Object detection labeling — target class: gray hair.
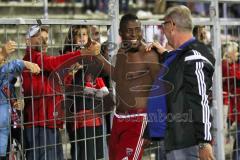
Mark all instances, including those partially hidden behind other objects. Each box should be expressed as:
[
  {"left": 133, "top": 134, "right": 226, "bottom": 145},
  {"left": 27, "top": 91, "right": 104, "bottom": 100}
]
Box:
[{"left": 165, "top": 5, "right": 193, "bottom": 32}]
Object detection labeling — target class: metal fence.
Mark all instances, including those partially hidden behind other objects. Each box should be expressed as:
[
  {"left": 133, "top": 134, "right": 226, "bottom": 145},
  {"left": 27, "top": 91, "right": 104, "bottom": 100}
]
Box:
[
  {"left": 0, "top": 20, "right": 113, "bottom": 160},
  {"left": 0, "top": 19, "right": 165, "bottom": 160}
]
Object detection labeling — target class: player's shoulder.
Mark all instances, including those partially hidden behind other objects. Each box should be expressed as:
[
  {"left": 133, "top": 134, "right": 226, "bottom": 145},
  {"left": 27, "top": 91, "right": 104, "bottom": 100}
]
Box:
[{"left": 141, "top": 46, "right": 159, "bottom": 60}]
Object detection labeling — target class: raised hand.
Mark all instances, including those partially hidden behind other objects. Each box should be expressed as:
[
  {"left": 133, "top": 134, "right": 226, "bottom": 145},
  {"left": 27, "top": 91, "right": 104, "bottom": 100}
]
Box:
[
  {"left": 23, "top": 61, "right": 41, "bottom": 74},
  {"left": 1, "top": 40, "right": 17, "bottom": 55}
]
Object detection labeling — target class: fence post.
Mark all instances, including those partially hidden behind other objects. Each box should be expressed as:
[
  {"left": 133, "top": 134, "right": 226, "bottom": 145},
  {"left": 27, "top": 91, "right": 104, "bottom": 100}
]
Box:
[
  {"left": 108, "top": 0, "right": 119, "bottom": 57},
  {"left": 211, "top": 0, "right": 225, "bottom": 159},
  {"left": 43, "top": 0, "right": 48, "bottom": 19}
]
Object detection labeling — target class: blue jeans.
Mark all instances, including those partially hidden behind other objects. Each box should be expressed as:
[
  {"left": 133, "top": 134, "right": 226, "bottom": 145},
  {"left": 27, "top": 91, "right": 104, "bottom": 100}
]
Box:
[
  {"left": 24, "top": 127, "right": 64, "bottom": 160},
  {"left": 0, "top": 103, "right": 10, "bottom": 156}
]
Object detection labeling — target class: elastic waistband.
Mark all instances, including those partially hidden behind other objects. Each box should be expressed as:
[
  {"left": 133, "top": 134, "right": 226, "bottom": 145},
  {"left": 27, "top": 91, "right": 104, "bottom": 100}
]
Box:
[
  {"left": 116, "top": 108, "right": 146, "bottom": 114},
  {"left": 114, "top": 108, "right": 146, "bottom": 118}
]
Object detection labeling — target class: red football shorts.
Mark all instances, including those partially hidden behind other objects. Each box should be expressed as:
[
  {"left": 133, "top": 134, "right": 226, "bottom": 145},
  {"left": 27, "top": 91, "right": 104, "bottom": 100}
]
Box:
[{"left": 109, "top": 111, "right": 147, "bottom": 160}]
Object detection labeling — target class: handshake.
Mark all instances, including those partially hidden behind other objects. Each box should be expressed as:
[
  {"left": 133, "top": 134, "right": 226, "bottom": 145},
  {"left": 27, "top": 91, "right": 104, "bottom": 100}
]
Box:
[{"left": 80, "top": 40, "right": 101, "bottom": 56}]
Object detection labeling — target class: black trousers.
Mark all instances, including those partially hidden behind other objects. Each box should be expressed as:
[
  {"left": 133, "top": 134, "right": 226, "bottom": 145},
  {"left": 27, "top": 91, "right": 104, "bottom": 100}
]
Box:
[{"left": 67, "top": 125, "right": 104, "bottom": 160}]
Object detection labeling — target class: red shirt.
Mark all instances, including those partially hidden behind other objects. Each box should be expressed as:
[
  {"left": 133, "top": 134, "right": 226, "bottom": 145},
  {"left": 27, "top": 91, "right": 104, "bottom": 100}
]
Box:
[
  {"left": 22, "top": 48, "right": 82, "bottom": 128},
  {"left": 222, "top": 60, "right": 240, "bottom": 122}
]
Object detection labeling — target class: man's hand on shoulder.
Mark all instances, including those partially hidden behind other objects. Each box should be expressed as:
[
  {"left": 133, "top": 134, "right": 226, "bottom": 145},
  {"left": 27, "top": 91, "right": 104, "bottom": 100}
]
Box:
[
  {"left": 199, "top": 143, "right": 215, "bottom": 160},
  {"left": 145, "top": 41, "right": 167, "bottom": 55}
]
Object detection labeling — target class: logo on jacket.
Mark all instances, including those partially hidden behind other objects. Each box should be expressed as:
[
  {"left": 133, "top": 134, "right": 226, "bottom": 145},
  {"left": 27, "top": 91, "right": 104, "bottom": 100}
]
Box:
[{"left": 126, "top": 147, "right": 133, "bottom": 156}]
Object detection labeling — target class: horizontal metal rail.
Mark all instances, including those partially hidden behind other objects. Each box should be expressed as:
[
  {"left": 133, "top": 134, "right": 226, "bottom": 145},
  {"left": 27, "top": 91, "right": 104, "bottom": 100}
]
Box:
[
  {"left": 220, "top": 18, "right": 240, "bottom": 26},
  {"left": 166, "top": 0, "right": 240, "bottom": 2},
  {"left": 165, "top": 0, "right": 212, "bottom": 2},
  {"left": 0, "top": 19, "right": 112, "bottom": 25},
  {"left": 0, "top": 2, "right": 83, "bottom": 7},
  {"left": 218, "top": 0, "right": 240, "bottom": 3}
]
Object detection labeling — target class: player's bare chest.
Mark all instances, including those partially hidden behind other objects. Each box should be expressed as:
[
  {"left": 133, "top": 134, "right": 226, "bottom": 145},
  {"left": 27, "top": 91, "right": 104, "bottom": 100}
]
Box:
[
  {"left": 116, "top": 53, "right": 146, "bottom": 71},
  {"left": 115, "top": 53, "right": 149, "bottom": 80}
]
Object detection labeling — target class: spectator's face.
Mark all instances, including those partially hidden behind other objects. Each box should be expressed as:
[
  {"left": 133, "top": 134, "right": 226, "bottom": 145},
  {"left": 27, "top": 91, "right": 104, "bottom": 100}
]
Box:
[
  {"left": 120, "top": 20, "right": 142, "bottom": 49},
  {"left": 91, "top": 26, "right": 100, "bottom": 42},
  {"left": 226, "top": 51, "right": 239, "bottom": 63},
  {"left": 75, "top": 28, "right": 89, "bottom": 47},
  {"left": 197, "top": 27, "right": 208, "bottom": 44},
  {"left": 28, "top": 30, "right": 48, "bottom": 52}
]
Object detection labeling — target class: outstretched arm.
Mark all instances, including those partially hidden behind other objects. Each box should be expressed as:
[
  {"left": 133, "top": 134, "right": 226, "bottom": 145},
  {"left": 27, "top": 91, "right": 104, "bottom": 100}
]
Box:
[
  {"left": 36, "top": 50, "right": 82, "bottom": 72},
  {"left": 35, "top": 41, "right": 101, "bottom": 72},
  {"left": 95, "top": 54, "right": 116, "bottom": 81},
  {"left": 1, "top": 60, "right": 40, "bottom": 76},
  {"left": 23, "top": 60, "right": 41, "bottom": 74}
]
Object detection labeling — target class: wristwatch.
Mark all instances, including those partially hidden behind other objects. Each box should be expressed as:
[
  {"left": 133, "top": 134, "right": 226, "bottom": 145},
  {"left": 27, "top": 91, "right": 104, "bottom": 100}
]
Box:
[{"left": 198, "top": 143, "right": 209, "bottom": 149}]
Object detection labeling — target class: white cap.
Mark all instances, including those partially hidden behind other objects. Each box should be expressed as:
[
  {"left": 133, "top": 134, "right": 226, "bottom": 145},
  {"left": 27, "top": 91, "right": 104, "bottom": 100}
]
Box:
[{"left": 26, "top": 25, "right": 40, "bottom": 38}]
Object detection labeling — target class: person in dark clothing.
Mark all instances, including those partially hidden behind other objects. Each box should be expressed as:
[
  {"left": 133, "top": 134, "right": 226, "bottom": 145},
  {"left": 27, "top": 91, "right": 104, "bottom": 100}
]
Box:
[
  {"left": 146, "top": 5, "right": 215, "bottom": 160},
  {"left": 63, "top": 25, "right": 107, "bottom": 160}
]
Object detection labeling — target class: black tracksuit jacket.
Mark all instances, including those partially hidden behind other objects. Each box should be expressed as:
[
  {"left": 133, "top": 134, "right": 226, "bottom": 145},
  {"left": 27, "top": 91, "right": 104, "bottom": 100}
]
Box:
[{"left": 162, "top": 40, "right": 215, "bottom": 152}]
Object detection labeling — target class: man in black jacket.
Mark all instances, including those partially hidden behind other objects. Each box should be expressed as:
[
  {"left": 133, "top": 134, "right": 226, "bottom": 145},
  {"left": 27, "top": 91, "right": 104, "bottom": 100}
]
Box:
[{"left": 146, "top": 5, "right": 215, "bottom": 160}]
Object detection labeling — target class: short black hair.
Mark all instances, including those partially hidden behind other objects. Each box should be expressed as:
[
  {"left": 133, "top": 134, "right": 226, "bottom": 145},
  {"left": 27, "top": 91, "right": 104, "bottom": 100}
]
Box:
[{"left": 119, "top": 13, "right": 139, "bottom": 32}]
